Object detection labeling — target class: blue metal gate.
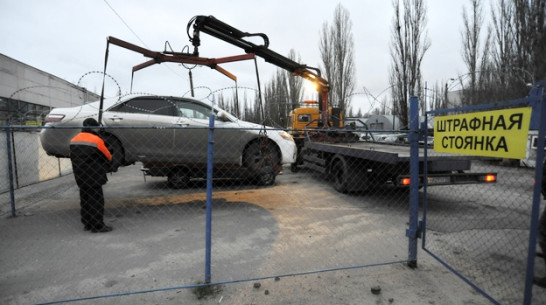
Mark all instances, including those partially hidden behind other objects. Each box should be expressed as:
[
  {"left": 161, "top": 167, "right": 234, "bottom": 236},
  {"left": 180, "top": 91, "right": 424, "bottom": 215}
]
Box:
[{"left": 420, "top": 83, "right": 546, "bottom": 304}]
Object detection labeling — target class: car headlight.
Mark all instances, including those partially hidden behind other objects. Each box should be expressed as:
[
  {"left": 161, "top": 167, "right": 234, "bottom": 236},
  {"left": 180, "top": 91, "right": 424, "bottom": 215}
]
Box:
[{"left": 279, "top": 130, "right": 294, "bottom": 141}]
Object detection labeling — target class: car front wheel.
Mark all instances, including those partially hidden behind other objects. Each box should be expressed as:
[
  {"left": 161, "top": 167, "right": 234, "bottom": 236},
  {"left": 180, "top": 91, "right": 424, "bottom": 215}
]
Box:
[{"left": 243, "top": 139, "right": 280, "bottom": 186}]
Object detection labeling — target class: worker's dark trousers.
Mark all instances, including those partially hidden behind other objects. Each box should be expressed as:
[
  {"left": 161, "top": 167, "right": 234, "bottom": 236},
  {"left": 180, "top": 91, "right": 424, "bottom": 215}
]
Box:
[{"left": 79, "top": 186, "right": 105, "bottom": 228}]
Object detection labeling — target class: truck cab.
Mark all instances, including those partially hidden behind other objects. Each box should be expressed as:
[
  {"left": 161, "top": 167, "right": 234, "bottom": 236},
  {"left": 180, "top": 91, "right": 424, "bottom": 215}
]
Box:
[{"left": 287, "top": 101, "right": 343, "bottom": 136}]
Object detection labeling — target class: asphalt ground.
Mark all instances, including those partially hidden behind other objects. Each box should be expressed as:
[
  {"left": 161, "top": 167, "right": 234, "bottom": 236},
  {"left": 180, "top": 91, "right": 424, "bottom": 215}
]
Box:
[{"left": 0, "top": 164, "right": 501, "bottom": 304}]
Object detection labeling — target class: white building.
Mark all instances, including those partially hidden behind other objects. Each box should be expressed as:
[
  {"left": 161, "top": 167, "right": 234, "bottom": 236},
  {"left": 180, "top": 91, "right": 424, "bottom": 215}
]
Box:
[
  {"left": 0, "top": 53, "right": 99, "bottom": 125},
  {"left": 1, "top": 54, "right": 100, "bottom": 192}
]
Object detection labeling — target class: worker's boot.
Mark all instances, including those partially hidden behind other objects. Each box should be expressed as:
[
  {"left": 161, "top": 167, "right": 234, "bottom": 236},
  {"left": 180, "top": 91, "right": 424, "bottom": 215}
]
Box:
[{"left": 91, "top": 224, "right": 113, "bottom": 233}]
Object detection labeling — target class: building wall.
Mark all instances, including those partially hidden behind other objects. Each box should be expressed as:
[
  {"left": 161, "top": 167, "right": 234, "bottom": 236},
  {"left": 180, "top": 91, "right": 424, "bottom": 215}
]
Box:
[
  {"left": 365, "top": 114, "right": 401, "bottom": 131},
  {"left": 0, "top": 131, "right": 73, "bottom": 193},
  {"left": 1, "top": 54, "right": 99, "bottom": 193},
  {"left": 0, "top": 53, "right": 99, "bottom": 125}
]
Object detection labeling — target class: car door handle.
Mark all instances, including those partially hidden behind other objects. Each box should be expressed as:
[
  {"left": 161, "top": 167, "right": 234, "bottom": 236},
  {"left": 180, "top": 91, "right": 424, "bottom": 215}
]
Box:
[
  {"left": 109, "top": 116, "right": 123, "bottom": 121},
  {"left": 175, "top": 122, "right": 189, "bottom": 127}
]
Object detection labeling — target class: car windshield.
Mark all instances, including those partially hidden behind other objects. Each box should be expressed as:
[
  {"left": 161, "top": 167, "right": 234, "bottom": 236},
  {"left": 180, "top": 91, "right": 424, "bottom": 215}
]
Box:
[{"left": 175, "top": 100, "right": 213, "bottom": 119}]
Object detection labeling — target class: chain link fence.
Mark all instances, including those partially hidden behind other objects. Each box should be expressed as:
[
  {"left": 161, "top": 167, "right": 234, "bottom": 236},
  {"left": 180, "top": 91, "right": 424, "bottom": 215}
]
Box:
[
  {"left": 1, "top": 125, "right": 413, "bottom": 304},
  {"left": 1, "top": 105, "right": 544, "bottom": 304},
  {"left": 422, "top": 92, "right": 546, "bottom": 305}
]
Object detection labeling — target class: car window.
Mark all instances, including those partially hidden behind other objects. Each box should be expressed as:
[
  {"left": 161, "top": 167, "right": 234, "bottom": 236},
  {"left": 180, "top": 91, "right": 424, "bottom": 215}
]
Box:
[
  {"left": 176, "top": 100, "right": 213, "bottom": 119},
  {"left": 298, "top": 114, "right": 311, "bottom": 122},
  {"left": 109, "top": 98, "right": 177, "bottom": 116}
]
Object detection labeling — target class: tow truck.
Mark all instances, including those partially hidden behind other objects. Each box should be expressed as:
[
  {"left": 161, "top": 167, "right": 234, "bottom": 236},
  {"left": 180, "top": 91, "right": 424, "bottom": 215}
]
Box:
[{"left": 107, "top": 15, "right": 498, "bottom": 192}]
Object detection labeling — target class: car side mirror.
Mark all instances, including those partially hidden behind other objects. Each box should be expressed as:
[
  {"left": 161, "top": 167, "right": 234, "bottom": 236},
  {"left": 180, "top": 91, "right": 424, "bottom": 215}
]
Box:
[{"left": 217, "top": 111, "right": 231, "bottom": 122}]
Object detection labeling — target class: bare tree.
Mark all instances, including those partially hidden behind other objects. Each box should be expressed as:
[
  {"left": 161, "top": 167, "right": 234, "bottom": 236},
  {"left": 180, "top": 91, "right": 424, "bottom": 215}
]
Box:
[
  {"left": 462, "top": 0, "right": 482, "bottom": 92},
  {"left": 264, "top": 70, "right": 288, "bottom": 127},
  {"left": 389, "top": 0, "right": 430, "bottom": 129},
  {"left": 489, "top": 0, "right": 545, "bottom": 101},
  {"left": 238, "top": 90, "right": 261, "bottom": 124},
  {"left": 429, "top": 81, "right": 448, "bottom": 110},
  {"left": 319, "top": 4, "right": 356, "bottom": 114},
  {"left": 460, "top": 0, "right": 493, "bottom": 105},
  {"left": 284, "top": 49, "right": 303, "bottom": 114},
  {"left": 491, "top": 0, "right": 517, "bottom": 99},
  {"left": 263, "top": 49, "right": 304, "bottom": 127},
  {"left": 531, "top": 0, "right": 546, "bottom": 79}
]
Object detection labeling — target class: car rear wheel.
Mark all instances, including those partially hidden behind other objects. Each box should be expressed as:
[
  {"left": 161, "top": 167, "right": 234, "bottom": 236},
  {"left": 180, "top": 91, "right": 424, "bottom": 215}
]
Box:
[
  {"left": 103, "top": 135, "right": 124, "bottom": 173},
  {"left": 243, "top": 139, "right": 280, "bottom": 186}
]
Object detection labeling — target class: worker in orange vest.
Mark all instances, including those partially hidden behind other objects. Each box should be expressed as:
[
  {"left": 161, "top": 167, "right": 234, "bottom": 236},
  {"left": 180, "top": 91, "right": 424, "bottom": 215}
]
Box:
[{"left": 70, "top": 118, "right": 113, "bottom": 233}]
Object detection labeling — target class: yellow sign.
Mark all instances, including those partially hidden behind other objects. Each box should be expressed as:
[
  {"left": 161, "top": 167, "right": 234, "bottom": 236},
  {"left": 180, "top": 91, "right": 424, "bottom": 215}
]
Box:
[{"left": 434, "top": 107, "right": 532, "bottom": 158}]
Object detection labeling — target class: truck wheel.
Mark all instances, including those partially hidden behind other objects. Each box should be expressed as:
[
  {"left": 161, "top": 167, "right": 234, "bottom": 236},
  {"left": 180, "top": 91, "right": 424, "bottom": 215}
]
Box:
[
  {"left": 244, "top": 139, "right": 279, "bottom": 186},
  {"left": 331, "top": 159, "right": 349, "bottom": 193},
  {"left": 168, "top": 168, "right": 190, "bottom": 188}
]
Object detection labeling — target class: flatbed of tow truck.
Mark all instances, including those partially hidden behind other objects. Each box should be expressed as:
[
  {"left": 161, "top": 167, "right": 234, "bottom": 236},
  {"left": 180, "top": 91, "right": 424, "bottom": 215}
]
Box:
[
  {"left": 300, "top": 139, "right": 496, "bottom": 193},
  {"left": 305, "top": 140, "right": 475, "bottom": 163}
]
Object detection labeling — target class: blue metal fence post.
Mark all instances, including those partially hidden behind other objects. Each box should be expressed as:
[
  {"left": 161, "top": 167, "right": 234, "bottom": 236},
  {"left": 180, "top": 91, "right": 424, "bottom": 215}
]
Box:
[
  {"left": 5, "top": 120, "right": 16, "bottom": 217},
  {"left": 524, "top": 84, "right": 545, "bottom": 304},
  {"left": 421, "top": 111, "right": 429, "bottom": 250},
  {"left": 205, "top": 98, "right": 215, "bottom": 284},
  {"left": 407, "top": 96, "right": 420, "bottom": 268}
]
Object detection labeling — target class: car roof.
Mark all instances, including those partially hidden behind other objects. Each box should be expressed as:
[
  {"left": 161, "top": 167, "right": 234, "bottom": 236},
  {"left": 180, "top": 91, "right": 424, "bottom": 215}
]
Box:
[
  {"left": 68, "top": 94, "right": 239, "bottom": 123},
  {"left": 98, "top": 94, "right": 209, "bottom": 110}
]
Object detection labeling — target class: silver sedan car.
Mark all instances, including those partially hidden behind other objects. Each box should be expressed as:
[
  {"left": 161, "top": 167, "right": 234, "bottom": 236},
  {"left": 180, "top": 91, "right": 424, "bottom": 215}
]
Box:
[{"left": 40, "top": 94, "right": 297, "bottom": 186}]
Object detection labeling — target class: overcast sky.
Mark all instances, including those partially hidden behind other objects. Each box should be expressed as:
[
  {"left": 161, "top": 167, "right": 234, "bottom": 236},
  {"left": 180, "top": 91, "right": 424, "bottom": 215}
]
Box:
[{"left": 1, "top": 0, "right": 484, "bottom": 113}]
